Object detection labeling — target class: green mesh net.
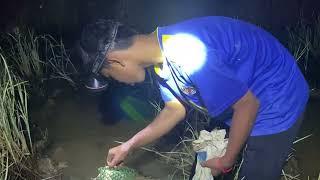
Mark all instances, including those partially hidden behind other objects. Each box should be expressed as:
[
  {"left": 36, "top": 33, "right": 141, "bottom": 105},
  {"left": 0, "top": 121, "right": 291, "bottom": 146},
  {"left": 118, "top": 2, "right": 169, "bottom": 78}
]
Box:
[{"left": 93, "top": 166, "right": 138, "bottom": 180}]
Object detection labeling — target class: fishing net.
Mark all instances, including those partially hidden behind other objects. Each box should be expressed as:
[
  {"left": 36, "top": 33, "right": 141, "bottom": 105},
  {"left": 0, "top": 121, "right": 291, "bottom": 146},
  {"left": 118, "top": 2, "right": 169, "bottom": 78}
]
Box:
[{"left": 92, "top": 166, "right": 137, "bottom": 180}]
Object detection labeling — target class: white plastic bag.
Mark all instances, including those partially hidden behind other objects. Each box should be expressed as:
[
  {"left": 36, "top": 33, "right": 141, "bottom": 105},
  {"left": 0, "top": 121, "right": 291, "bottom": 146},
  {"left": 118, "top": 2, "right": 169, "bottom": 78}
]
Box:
[{"left": 192, "top": 129, "right": 228, "bottom": 180}]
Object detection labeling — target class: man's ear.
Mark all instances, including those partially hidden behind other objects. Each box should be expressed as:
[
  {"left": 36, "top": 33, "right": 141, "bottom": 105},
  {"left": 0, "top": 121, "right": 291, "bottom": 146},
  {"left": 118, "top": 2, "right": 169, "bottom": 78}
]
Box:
[
  {"left": 116, "top": 58, "right": 126, "bottom": 67},
  {"left": 107, "top": 59, "right": 126, "bottom": 68},
  {"left": 106, "top": 50, "right": 126, "bottom": 67}
]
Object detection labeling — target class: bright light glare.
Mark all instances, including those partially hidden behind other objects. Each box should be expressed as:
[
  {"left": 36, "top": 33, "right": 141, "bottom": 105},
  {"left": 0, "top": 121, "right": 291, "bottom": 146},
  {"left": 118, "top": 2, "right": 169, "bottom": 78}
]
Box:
[{"left": 162, "top": 33, "right": 207, "bottom": 74}]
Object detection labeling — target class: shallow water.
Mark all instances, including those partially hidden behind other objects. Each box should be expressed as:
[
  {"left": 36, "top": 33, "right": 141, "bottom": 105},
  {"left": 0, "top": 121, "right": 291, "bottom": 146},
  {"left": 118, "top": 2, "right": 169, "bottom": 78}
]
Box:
[
  {"left": 32, "top": 90, "right": 320, "bottom": 180},
  {"left": 32, "top": 91, "right": 176, "bottom": 180}
]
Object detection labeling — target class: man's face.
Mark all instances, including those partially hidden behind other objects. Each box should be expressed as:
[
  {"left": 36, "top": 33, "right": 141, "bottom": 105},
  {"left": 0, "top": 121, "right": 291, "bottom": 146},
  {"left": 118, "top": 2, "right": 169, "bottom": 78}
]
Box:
[{"left": 100, "top": 60, "right": 146, "bottom": 85}]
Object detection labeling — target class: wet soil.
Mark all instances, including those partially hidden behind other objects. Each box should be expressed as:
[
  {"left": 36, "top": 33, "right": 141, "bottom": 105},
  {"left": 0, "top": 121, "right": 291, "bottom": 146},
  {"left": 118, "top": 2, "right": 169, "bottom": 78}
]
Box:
[
  {"left": 31, "top": 90, "right": 320, "bottom": 180},
  {"left": 31, "top": 90, "right": 176, "bottom": 180}
]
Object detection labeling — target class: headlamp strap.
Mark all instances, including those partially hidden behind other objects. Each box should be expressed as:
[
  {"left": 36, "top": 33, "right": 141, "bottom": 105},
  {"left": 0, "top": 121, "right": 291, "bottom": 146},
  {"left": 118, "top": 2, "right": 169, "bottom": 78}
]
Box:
[{"left": 92, "top": 22, "right": 120, "bottom": 74}]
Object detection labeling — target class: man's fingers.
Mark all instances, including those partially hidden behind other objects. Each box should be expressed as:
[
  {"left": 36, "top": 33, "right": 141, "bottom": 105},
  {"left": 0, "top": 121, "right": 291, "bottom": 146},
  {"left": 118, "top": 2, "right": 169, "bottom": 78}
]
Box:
[
  {"left": 211, "top": 168, "right": 220, "bottom": 176},
  {"left": 200, "top": 158, "right": 221, "bottom": 177},
  {"left": 200, "top": 159, "right": 211, "bottom": 168},
  {"left": 106, "top": 145, "right": 129, "bottom": 167},
  {"left": 200, "top": 162, "right": 206, "bottom": 167},
  {"left": 107, "top": 152, "right": 119, "bottom": 167},
  {"left": 114, "top": 161, "right": 124, "bottom": 168},
  {"left": 109, "top": 156, "right": 118, "bottom": 167},
  {"left": 108, "top": 155, "right": 124, "bottom": 167},
  {"left": 107, "top": 153, "right": 114, "bottom": 164}
]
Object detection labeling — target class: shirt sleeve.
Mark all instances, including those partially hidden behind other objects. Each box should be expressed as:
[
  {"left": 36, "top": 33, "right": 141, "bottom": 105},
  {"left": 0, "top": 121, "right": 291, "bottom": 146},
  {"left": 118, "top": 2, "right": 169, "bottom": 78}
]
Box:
[{"left": 158, "top": 82, "right": 177, "bottom": 103}]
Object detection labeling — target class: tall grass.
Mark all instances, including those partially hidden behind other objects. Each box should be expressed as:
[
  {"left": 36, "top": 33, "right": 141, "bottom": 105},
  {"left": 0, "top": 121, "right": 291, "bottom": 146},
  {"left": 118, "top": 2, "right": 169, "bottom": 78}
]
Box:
[
  {"left": 7, "top": 29, "right": 44, "bottom": 82},
  {"left": 43, "top": 35, "right": 77, "bottom": 87},
  {"left": 0, "top": 50, "right": 33, "bottom": 179},
  {"left": 3, "top": 28, "right": 78, "bottom": 97},
  {"left": 287, "top": 18, "right": 311, "bottom": 68},
  {"left": 0, "top": 26, "right": 77, "bottom": 179},
  {"left": 287, "top": 14, "right": 320, "bottom": 89},
  {"left": 309, "top": 16, "right": 320, "bottom": 60}
]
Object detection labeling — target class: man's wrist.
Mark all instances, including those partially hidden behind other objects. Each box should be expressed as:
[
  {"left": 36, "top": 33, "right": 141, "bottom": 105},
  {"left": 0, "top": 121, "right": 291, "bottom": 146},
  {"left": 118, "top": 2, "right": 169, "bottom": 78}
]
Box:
[
  {"left": 217, "top": 157, "right": 234, "bottom": 174},
  {"left": 124, "top": 140, "right": 135, "bottom": 152},
  {"left": 220, "top": 155, "right": 236, "bottom": 168}
]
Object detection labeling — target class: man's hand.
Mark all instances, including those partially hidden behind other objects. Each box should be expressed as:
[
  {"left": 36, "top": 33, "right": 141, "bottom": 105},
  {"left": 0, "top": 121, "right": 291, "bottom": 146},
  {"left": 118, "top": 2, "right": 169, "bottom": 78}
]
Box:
[
  {"left": 107, "top": 142, "right": 132, "bottom": 167},
  {"left": 220, "top": 90, "right": 259, "bottom": 170},
  {"left": 106, "top": 100, "right": 185, "bottom": 167},
  {"left": 201, "top": 156, "right": 234, "bottom": 176}
]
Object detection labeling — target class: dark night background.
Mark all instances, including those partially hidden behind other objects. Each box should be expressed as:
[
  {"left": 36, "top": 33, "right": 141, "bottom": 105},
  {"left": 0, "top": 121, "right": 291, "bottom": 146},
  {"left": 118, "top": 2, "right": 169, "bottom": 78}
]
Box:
[{"left": 1, "top": 0, "right": 320, "bottom": 42}]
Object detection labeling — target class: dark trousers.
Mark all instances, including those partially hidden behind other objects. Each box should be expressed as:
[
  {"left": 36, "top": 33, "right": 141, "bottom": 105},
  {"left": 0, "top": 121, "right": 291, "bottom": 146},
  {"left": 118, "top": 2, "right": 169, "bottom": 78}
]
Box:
[
  {"left": 238, "top": 113, "right": 304, "bottom": 180},
  {"left": 190, "top": 113, "right": 304, "bottom": 180}
]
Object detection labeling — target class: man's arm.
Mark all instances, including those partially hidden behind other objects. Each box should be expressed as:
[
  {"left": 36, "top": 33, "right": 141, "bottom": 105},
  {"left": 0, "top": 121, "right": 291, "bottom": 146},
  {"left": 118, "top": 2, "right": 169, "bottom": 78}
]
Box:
[
  {"left": 126, "top": 99, "right": 186, "bottom": 150},
  {"left": 107, "top": 100, "right": 186, "bottom": 167},
  {"left": 222, "top": 90, "right": 260, "bottom": 165}
]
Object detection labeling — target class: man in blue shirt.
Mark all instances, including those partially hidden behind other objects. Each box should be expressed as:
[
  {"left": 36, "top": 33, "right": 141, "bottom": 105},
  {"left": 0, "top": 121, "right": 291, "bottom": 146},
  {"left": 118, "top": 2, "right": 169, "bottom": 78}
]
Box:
[{"left": 80, "top": 16, "right": 309, "bottom": 179}]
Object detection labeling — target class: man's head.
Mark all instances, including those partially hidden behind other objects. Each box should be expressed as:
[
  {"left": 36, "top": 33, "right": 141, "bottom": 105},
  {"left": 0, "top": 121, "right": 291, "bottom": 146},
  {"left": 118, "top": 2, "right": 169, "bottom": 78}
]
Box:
[{"left": 79, "top": 19, "right": 146, "bottom": 90}]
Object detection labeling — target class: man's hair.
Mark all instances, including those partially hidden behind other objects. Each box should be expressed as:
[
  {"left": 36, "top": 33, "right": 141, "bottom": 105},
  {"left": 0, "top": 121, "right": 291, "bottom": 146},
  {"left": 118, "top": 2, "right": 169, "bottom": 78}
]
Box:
[
  {"left": 112, "top": 36, "right": 135, "bottom": 51},
  {"left": 79, "top": 19, "right": 138, "bottom": 70}
]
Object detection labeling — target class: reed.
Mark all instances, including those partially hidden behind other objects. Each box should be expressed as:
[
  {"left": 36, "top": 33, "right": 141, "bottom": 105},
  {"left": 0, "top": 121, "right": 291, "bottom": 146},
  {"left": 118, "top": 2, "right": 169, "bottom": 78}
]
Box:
[
  {"left": 287, "top": 17, "right": 311, "bottom": 69},
  {"left": 3, "top": 28, "right": 78, "bottom": 97},
  {"left": 43, "top": 35, "right": 78, "bottom": 87},
  {"left": 7, "top": 29, "right": 44, "bottom": 81},
  {"left": 309, "top": 15, "right": 320, "bottom": 60},
  {"left": 0, "top": 51, "right": 33, "bottom": 179},
  {"left": 287, "top": 14, "right": 320, "bottom": 89}
]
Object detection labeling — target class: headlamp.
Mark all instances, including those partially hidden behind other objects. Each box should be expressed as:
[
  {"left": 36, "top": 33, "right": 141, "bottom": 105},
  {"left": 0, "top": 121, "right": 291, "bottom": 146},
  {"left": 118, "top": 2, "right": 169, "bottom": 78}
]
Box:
[{"left": 80, "top": 21, "right": 120, "bottom": 92}]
